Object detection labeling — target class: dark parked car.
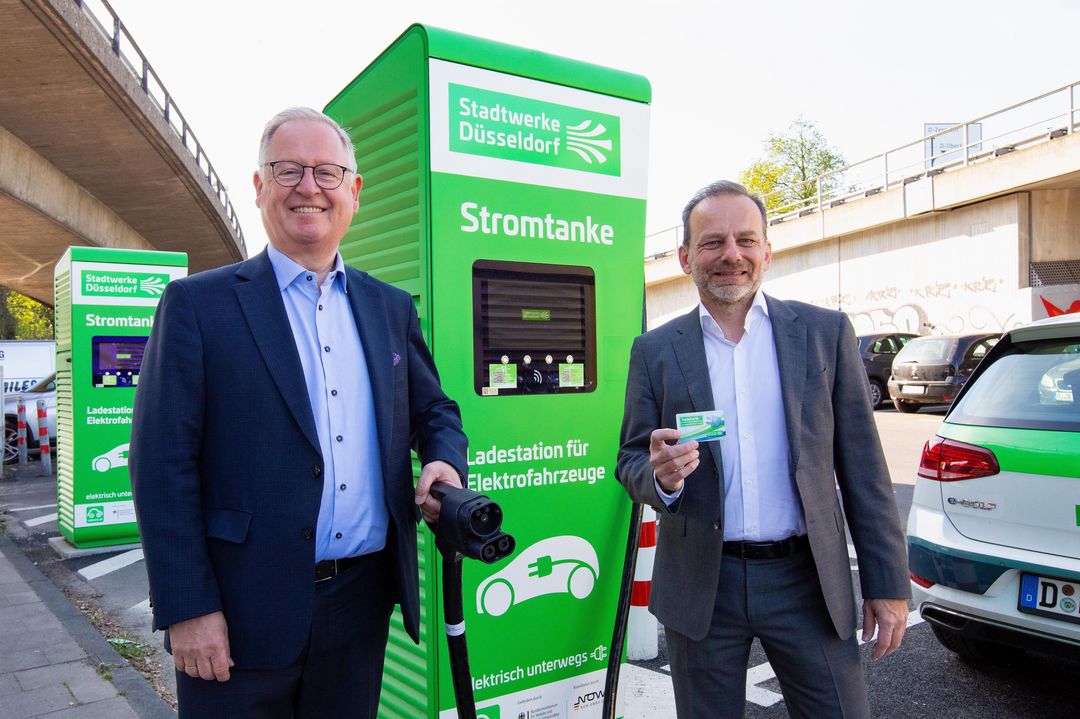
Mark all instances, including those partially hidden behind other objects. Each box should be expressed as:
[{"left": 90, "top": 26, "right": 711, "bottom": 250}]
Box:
[
  {"left": 887, "top": 333, "right": 1000, "bottom": 413},
  {"left": 857, "top": 333, "right": 918, "bottom": 408}
]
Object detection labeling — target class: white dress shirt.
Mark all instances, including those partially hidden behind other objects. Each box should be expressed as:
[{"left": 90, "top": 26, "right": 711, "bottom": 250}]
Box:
[{"left": 659, "top": 291, "right": 806, "bottom": 541}]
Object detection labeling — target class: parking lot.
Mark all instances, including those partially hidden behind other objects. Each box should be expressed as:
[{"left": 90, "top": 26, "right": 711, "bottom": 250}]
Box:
[{"left": 2, "top": 407, "right": 1079, "bottom": 717}]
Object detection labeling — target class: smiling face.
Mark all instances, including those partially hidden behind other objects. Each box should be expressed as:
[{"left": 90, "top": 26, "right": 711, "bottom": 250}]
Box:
[
  {"left": 253, "top": 119, "right": 361, "bottom": 263},
  {"left": 679, "top": 192, "right": 771, "bottom": 311}
]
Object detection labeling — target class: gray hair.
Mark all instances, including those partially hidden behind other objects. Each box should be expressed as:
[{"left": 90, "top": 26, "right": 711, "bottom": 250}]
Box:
[
  {"left": 680, "top": 180, "right": 768, "bottom": 247},
  {"left": 257, "top": 107, "right": 357, "bottom": 172}
]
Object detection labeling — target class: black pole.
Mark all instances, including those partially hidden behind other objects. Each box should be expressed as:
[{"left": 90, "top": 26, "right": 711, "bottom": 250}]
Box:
[{"left": 442, "top": 550, "right": 477, "bottom": 719}]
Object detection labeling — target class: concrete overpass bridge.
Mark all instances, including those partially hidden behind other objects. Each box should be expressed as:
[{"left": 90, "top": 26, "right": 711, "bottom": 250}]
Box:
[
  {"left": 646, "top": 81, "right": 1080, "bottom": 334},
  {"left": 1, "top": 0, "right": 246, "bottom": 305}
]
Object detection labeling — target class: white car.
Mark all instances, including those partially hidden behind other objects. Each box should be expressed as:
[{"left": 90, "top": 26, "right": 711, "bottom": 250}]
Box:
[
  {"left": 907, "top": 314, "right": 1080, "bottom": 663},
  {"left": 3, "top": 373, "right": 56, "bottom": 463},
  {"left": 476, "top": 536, "right": 599, "bottom": 617}
]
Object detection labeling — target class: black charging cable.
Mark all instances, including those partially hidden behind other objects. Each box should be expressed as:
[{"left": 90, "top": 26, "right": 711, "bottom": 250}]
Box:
[
  {"left": 601, "top": 500, "right": 643, "bottom": 719},
  {"left": 431, "top": 485, "right": 516, "bottom": 719}
]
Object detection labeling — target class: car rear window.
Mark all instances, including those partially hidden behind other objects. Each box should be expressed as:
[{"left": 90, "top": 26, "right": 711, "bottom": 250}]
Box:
[
  {"left": 894, "top": 337, "right": 957, "bottom": 364},
  {"left": 949, "top": 339, "right": 1080, "bottom": 431}
]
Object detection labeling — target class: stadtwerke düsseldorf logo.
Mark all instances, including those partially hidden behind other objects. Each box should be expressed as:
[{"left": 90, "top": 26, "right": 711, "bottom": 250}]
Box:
[
  {"left": 450, "top": 84, "right": 621, "bottom": 177},
  {"left": 82, "top": 270, "right": 169, "bottom": 299}
]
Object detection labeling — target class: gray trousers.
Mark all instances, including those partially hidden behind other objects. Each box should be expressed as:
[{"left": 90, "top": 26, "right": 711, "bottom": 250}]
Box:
[{"left": 666, "top": 547, "right": 870, "bottom": 719}]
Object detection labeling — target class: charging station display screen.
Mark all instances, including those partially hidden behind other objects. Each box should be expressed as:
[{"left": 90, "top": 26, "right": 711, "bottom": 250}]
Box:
[
  {"left": 473, "top": 260, "right": 596, "bottom": 396},
  {"left": 91, "top": 336, "right": 147, "bottom": 388}
]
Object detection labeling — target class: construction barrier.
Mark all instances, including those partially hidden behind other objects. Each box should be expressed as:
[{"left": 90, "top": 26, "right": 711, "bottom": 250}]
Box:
[
  {"left": 16, "top": 396, "right": 28, "bottom": 465},
  {"left": 627, "top": 505, "right": 658, "bottom": 660},
  {"left": 36, "top": 399, "right": 51, "bottom": 476}
]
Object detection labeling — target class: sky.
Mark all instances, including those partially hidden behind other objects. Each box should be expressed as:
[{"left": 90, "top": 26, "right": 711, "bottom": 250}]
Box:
[{"left": 105, "top": 0, "right": 1080, "bottom": 257}]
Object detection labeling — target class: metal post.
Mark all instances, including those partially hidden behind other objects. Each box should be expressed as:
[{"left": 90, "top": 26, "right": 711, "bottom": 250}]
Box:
[
  {"left": 1070, "top": 84, "right": 1075, "bottom": 135},
  {"left": 626, "top": 505, "right": 658, "bottom": 660},
  {"left": 816, "top": 176, "right": 823, "bottom": 212},
  {"left": 16, "top": 397, "right": 28, "bottom": 465},
  {"left": 111, "top": 16, "right": 121, "bottom": 55},
  {"left": 36, "top": 399, "right": 52, "bottom": 477},
  {"left": 1, "top": 367, "right": 4, "bottom": 478},
  {"left": 883, "top": 153, "right": 890, "bottom": 191},
  {"left": 963, "top": 124, "right": 970, "bottom": 166}
]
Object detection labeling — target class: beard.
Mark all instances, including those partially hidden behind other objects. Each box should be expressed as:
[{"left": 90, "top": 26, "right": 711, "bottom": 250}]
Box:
[{"left": 691, "top": 262, "right": 761, "bottom": 306}]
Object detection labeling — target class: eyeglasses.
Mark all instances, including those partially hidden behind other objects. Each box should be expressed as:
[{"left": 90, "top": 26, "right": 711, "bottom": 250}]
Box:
[{"left": 264, "top": 161, "right": 353, "bottom": 190}]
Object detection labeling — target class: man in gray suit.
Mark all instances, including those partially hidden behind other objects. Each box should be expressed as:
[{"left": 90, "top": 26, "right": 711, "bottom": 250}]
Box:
[{"left": 617, "top": 180, "right": 909, "bottom": 718}]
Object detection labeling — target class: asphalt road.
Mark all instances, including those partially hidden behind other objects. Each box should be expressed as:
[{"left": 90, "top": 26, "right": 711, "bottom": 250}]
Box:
[{"left": 3, "top": 405, "right": 1079, "bottom": 717}]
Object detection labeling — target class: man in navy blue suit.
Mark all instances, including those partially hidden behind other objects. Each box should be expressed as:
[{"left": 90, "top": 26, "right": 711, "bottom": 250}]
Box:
[{"left": 131, "top": 107, "right": 468, "bottom": 718}]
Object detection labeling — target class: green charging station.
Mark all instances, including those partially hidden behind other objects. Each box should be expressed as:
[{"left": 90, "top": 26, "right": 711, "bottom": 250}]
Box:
[
  {"left": 325, "top": 25, "right": 650, "bottom": 719},
  {"left": 54, "top": 247, "right": 187, "bottom": 548}
]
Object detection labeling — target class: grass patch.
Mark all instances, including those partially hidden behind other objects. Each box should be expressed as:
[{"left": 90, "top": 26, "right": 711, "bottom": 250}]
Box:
[{"left": 108, "top": 637, "right": 150, "bottom": 661}]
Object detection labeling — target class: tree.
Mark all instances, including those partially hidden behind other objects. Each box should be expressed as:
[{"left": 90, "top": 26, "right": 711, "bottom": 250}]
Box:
[
  {"left": 739, "top": 117, "right": 846, "bottom": 215},
  {"left": 0, "top": 287, "right": 54, "bottom": 339}
]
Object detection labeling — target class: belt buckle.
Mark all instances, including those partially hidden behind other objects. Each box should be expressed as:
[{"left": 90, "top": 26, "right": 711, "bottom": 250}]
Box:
[{"left": 315, "top": 559, "right": 338, "bottom": 584}]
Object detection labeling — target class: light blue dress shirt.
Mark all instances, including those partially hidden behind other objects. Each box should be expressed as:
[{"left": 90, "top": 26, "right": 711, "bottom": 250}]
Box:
[
  {"left": 658, "top": 291, "right": 805, "bottom": 541},
  {"left": 267, "top": 244, "right": 387, "bottom": 561}
]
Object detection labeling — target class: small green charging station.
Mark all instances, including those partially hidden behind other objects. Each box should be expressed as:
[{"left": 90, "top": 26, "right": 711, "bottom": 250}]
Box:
[
  {"left": 54, "top": 247, "right": 187, "bottom": 548},
  {"left": 325, "top": 25, "right": 649, "bottom": 719}
]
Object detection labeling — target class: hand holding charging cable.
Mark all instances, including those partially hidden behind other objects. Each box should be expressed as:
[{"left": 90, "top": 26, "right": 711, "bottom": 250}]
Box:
[{"left": 430, "top": 485, "right": 515, "bottom": 719}]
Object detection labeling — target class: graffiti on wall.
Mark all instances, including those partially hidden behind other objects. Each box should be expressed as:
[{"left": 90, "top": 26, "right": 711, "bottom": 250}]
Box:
[
  {"left": 849, "top": 302, "right": 1021, "bottom": 335},
  {"left": 849, "top": 305, "right": 927, "bottom": 335}
]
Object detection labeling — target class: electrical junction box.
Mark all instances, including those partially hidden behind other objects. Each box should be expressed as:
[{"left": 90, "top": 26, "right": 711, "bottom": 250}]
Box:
[
  {"left": 325, "top": 24, "right": 649, "bottom": 719},
  {"left": 54, "top": 247, "right": 187, "bottom": 548}
]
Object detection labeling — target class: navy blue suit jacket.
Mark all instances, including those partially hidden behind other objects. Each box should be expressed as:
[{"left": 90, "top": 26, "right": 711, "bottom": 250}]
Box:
[{"left": 130, "top": 250, "right": 467, "bottom": 669}]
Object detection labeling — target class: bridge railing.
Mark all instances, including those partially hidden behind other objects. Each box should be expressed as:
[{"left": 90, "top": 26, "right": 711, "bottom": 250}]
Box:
[
  {"left": 763, "top": 80, "right": 1079, "bottom": 222},
  {"left": 646, "top": 80, "right": 1078, "bottom": 250},
  {"left": 74, "top": 0, "right": 246, "bottom": 252}
]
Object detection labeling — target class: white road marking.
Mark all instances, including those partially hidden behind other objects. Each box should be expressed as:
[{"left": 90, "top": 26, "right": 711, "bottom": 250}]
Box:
[
  {"left": 8, "top": 503, "right": 58, "bottom": 512},
  {"left": 23, "top": 512, "right": 57, "bottom": 527},
  {"left": 745, "top": 662, "right": 784, "bottom": 706},
  {"left": 78, "top": 548, "right": 144, "bottom": 580},
  {"left": 620, "top": 663, "right": 677, "bottom": 718},
  {"left": 128, "top": 598, "right": 152, "bottom": 616}
]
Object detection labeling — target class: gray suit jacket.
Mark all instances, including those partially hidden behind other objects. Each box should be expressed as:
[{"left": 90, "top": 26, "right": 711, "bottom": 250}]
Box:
[{"left": 617, "top": 295, "right": 909, "bottom": 641}]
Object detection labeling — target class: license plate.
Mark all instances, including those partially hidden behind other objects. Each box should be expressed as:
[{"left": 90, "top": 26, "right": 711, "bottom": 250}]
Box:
[
  {"left": 902, "top": 385, "right": 926, "bottom": 395},
  {"left": 1056, "top": 389, "right": 1074, "bottom": 402},
  {"left": 1018, "top": 573, "right": 1080, "bottom": 625}
]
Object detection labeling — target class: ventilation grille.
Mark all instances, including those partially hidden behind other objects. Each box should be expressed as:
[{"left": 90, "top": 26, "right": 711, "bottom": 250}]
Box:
[{"left": 1031, "top": 260, "right": 1080, "bottom": 287}]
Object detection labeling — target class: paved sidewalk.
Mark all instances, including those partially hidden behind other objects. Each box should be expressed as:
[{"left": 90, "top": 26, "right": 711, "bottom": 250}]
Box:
[{"left": 0, "top": 532, "right": 175, "bottom": 719}]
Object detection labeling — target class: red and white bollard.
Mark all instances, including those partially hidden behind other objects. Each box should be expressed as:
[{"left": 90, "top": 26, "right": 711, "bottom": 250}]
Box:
[
  {"left": 626, "top": 505, "right": 658, "bottom": 660},
  {"left": 36, "top": 399, "right": 51, "bottom": 476},
  {"left": 16, "top": 396, "right": 28, "bottom": 465}
]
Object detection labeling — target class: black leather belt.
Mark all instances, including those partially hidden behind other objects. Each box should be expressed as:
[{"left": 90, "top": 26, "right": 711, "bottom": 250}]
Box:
[
  {"left": 722, "top": 534, "right": 809, "bottom": 560},
  {"left": 314, "top": 554, "right": 369, "bottom": 583}
]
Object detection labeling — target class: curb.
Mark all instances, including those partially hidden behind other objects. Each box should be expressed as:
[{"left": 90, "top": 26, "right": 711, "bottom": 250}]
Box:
[{"left": 0, "top": 531, "right": 176, "bottom": 719}]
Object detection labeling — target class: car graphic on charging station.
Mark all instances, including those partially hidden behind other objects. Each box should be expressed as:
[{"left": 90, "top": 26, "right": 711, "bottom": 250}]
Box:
[
  {"left": 476, "top": 536, "right": 599, "bottom": 617},
  {"left": 91, "top": 443, "right": 129, "bottom": 473}
]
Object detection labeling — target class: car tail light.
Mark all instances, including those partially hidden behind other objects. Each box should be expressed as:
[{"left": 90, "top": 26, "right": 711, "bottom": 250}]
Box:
[
  {"left": 918, "top": 437, "right": 1000, "bottom": 481},
  {"left": 910, "top": 571, "right": 935, "bottom": 589}
]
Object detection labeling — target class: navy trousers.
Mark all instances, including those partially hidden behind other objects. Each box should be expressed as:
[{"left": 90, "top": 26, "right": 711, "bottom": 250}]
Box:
[
  {"left": 666, "top": 546, "right": 870, "bottom": 719},
  {"left": 174, "top": 549, "right": 395, "bottom": 719}
]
